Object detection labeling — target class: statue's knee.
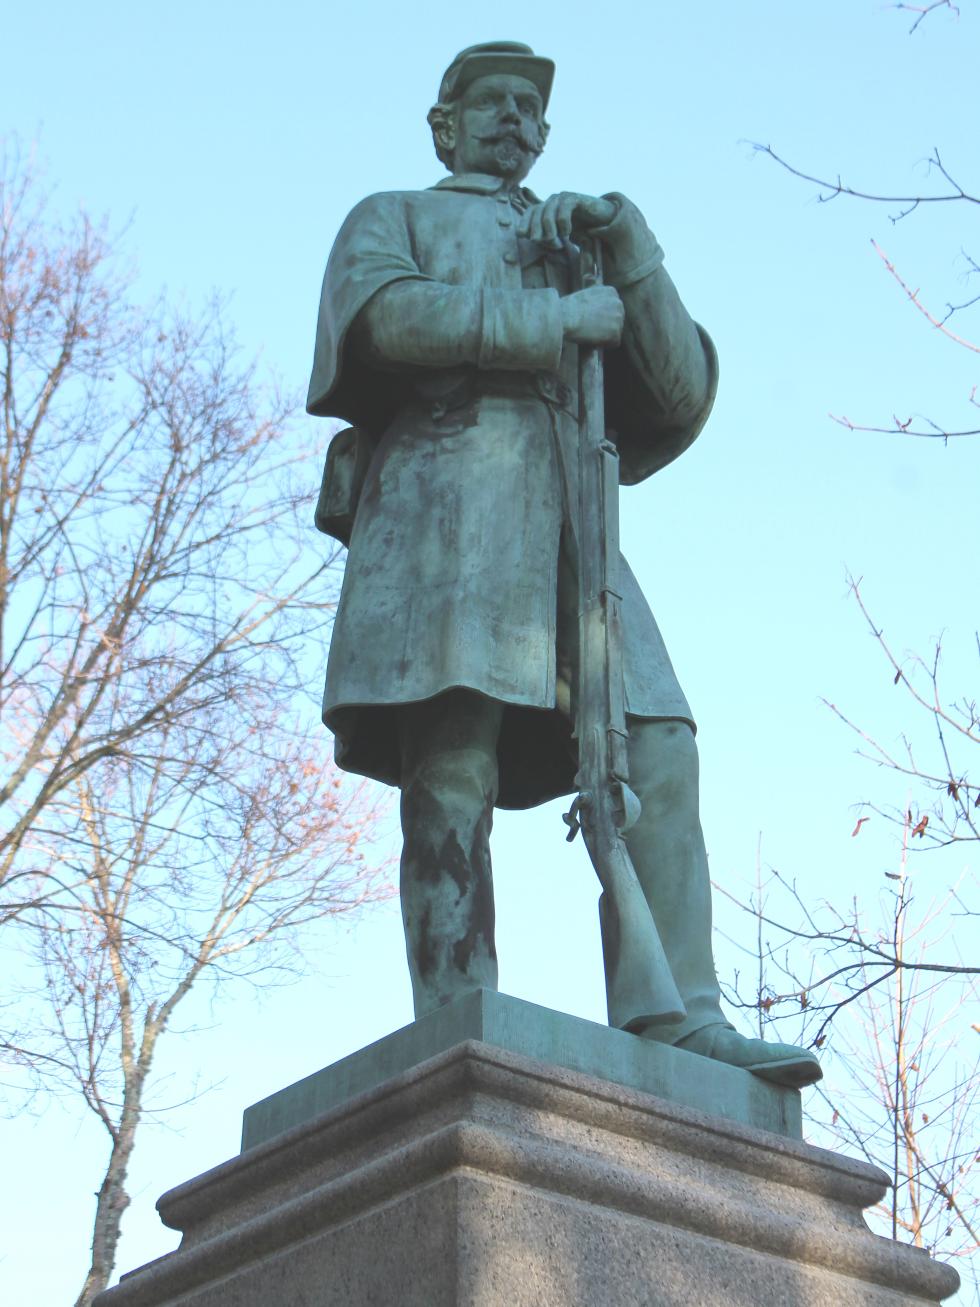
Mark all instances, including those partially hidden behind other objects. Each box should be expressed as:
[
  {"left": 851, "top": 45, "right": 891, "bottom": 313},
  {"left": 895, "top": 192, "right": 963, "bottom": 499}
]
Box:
[
  {"left": 401, "top": 746, "right": 497, "bottom": 836},
  {"left": 630, "top": 718, "right": 699, "bottom": 814},
  {"left": 400, "top": 691, "right": 500, "bottom": 813}
]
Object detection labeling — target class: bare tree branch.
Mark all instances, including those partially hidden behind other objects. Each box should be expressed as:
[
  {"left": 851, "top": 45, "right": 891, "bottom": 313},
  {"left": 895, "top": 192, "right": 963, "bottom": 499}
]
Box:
[
  {"left": 891, "top": 1, "right": 961, "bottom": 35},
  {"left": 870, "top": 240, "right": 980, "bottom": 354},
  {"left": 748, "top": 143, "right": 977, "bottom": 221}
]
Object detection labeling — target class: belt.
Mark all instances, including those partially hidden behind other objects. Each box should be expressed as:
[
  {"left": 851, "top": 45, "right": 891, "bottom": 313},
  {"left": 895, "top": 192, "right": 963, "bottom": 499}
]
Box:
[{"left": 414, "top": 369, "right": 573, "bottom": 422}]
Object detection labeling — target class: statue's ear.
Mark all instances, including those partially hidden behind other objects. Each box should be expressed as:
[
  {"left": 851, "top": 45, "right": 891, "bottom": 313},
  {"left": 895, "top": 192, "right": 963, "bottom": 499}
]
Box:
[
  {"left": 427, "top": 103, "right": 456, "bottom": 160},
  {"left": 440, "top": 118, "right": 457, "bottom": 154}
]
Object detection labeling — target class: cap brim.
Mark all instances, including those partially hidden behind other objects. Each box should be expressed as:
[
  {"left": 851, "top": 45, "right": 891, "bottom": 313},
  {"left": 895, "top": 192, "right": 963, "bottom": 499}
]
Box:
[{"left": 451, "top": 52, "right": 554, "bottom": 111}]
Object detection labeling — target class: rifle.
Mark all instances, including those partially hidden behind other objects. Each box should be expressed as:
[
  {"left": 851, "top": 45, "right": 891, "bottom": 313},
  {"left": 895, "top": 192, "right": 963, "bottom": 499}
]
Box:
[{"left": 563, "top": 237, "right": 687, "bottom": 1032}]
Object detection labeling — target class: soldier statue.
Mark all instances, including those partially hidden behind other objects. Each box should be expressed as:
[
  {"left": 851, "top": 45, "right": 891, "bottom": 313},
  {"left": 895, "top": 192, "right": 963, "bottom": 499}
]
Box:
[{"left": 307, "top": 41, "right": 820, "bottom": 1088}]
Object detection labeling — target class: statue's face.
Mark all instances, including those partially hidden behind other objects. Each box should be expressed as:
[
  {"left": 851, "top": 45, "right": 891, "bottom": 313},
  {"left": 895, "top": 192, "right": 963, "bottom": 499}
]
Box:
[{"left": 451, "top": 73, "right": 545, "bottom": 182}]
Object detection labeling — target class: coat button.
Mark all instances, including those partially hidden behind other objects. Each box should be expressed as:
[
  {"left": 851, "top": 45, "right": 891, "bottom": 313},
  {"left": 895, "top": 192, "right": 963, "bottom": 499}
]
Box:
[
  {"left": 497, "top": 214, "right": 513, "bottom": 228},
  {"left": 503, "top": 250, "right": 519, "bottom": 265}
]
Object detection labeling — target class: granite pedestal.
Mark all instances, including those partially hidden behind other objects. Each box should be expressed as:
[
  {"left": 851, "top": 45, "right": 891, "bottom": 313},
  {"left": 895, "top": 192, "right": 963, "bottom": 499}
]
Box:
[{"left": 95, "top": 991, "right": 959, "bottom": 1306}]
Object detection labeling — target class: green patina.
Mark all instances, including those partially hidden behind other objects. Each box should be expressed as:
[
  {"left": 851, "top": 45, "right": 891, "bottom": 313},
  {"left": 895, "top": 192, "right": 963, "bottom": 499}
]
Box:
[
  {"left": 306, "top": 42, "right": 821, "bottom": 1092},
  {"left": 241, "top": 990, "right": 803, "bottom": 1151}
]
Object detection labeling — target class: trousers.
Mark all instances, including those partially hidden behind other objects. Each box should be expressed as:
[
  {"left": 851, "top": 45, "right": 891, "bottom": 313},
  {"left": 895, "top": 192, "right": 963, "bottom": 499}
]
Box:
[{"left": 397, "top": 688, "right": 725, "bottom": 1043}]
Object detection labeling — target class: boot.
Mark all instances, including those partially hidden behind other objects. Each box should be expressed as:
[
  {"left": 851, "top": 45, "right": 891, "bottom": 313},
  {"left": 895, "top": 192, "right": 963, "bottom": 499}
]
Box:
[{"left": 621, "top": 719, "right": 821, "bottom": 1089}]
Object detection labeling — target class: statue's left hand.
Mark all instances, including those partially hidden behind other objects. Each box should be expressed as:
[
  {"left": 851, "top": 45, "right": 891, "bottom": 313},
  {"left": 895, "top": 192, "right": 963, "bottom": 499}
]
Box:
[{"left": 518, "top": 193, "right": 617, "bottom": 248}]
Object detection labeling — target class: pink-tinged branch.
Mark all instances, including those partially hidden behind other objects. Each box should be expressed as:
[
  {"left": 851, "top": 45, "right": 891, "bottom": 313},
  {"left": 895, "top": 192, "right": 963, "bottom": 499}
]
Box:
[
  {"left": 872, "top": 240, "right": 980, "bottom": 354},
  {"left": 891, "top": 0, "right": 960, "bottom": 35},
  {"left": 830, "top": 412, "right": 980, "bottom": 440}
]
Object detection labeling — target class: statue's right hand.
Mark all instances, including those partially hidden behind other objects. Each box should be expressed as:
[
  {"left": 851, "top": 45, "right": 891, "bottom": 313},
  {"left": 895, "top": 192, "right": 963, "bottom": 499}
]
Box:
[{"left": 560, "top": 286, "right": 624, "bottom": 347}]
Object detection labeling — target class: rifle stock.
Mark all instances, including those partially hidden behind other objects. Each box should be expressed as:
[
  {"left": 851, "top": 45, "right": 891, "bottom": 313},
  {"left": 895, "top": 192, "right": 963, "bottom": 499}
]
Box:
[{"left": 566, "top": 238, "right": 686, "bottom": 1031}]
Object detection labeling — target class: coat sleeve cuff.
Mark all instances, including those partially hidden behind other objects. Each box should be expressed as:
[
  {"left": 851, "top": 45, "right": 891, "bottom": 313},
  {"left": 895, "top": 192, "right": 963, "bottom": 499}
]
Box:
[
  {"left": 478, "top": 288, "right": 564, "bottom": 371},
  {"left": 594, "top": 192, "right": 666, "bottom": 289}
]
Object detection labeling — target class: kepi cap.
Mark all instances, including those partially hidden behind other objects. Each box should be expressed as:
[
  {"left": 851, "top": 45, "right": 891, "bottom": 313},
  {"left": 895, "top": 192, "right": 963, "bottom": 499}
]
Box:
[{"left": 437, "top": 41, "right": 554, "bottom": 111}]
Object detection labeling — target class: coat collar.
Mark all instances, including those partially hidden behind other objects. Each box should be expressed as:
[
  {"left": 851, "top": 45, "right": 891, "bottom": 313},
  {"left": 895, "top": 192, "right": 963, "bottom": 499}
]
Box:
[{"left": 430, "top": 173, "right": 540, "bottom": 206}]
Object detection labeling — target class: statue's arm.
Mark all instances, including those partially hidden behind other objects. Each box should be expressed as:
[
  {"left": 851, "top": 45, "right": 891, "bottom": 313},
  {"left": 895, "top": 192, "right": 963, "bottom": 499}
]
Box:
[
  {"left": 596, "top": 194, "right": 719, "bottom": 483},
  {"left": 353, "top": 279, "right": 564, "bottom": 373},
  {"left": 311, "top": 192, "right": 567, "bottom": 416}
]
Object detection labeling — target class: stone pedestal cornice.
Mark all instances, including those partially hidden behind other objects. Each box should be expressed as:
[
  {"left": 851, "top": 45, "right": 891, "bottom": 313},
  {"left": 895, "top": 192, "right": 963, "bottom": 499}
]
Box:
[{"left": 96, "top": 1034, "right": 959, "bottom": 1306}]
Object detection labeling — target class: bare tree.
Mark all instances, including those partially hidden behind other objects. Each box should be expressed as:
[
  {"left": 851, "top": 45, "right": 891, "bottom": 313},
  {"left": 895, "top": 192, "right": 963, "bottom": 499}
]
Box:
[
  {"left": 0, "top": 146, "right": 392, "bottom": 1303},
  {"left": 720, "top": 837, "right": 978, "bottom": 1290},
  {"left": 728, "top": 14, "right": 979, "bottom": 1286},
  {"left": 715, "top": 573, "right": 979, "bottom": 1018},
  {"left": 11, "top": 700, "right": 388, "bottom": 1306},
  {"left": 0, "top": 145, "right": 333, "bottom": 912},
  {"left": 749, "top": 1, "right": 977, "bottom": 442},
  {"left": 715, "top": 582, "right": 979, "bottom": 1292},
  {"left": 812, "top": 860, "right": 979, "bottom": 1273},
  {"left": 825, "top": 578, "right": 979, "bottom": 851}
]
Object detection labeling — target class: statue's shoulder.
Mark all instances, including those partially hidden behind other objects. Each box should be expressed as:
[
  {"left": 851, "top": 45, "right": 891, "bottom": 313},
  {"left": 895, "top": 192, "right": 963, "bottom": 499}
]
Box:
[
  {"left": 342, "top": 187, "right": 444, "bottom": 221},
  {"left": 333, "top": 189, "right": 450, "bottom": 247}
]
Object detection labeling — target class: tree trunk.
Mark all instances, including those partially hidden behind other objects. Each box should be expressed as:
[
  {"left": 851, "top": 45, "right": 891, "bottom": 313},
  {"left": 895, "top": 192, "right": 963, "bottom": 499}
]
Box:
[{"left": 74, "top": 1098, "right": 141, "bottom": 1306}]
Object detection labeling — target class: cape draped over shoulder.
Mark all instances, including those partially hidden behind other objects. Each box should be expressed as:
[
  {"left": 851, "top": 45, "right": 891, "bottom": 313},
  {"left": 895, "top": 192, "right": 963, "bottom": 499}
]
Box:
[{"left": 306, "top": 181, "right": 718, "bottom": 808}]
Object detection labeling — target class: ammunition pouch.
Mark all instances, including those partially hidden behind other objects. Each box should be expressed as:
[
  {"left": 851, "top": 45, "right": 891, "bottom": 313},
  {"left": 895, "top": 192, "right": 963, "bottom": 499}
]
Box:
[{"left": 314, "top": 427, "right": 373, "bottom": 547}]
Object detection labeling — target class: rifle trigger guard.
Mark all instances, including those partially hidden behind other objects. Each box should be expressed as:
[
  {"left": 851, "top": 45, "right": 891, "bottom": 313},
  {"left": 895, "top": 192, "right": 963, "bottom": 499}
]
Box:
[{"left": 562, "top": 792, "right": 591, "bottom": 842}]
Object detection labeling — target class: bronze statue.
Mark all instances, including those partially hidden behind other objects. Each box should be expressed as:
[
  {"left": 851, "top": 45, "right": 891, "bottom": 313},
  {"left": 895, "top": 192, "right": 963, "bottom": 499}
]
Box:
[{"left": 308, "top": 41, "right": 820, "bottom": 1088}]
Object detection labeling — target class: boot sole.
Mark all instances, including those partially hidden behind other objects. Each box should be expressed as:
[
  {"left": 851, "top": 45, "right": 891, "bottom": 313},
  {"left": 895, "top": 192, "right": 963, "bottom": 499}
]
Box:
[{"left": 746, "top": 1057, "right": 824, "bottom": 1089}]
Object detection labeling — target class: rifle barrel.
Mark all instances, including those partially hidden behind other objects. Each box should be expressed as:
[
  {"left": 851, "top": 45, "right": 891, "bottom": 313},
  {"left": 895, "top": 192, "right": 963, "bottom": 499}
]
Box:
[{"left": 570, "top": 237, "right": 686, "bottom": 1031}]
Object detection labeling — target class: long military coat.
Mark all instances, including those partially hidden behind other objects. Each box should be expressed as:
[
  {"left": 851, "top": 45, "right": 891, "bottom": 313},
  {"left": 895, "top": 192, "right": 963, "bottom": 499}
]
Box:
[{"left": 307, "top": 174, "right": 718, "bottom": 809}]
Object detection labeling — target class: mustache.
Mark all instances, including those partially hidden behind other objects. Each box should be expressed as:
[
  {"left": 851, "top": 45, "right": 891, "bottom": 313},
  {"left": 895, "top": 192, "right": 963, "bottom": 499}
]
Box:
[{"left": 477, "top": 127, "right": 543, "bottom": 156}]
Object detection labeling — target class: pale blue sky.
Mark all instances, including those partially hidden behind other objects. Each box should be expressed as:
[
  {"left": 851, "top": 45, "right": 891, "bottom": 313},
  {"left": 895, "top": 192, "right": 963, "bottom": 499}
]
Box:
[{"left": 2, "top": 1, "right": 978, "bottom": 1299}]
